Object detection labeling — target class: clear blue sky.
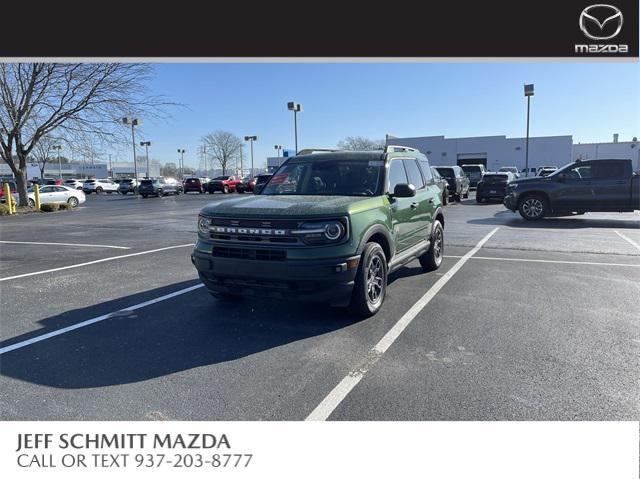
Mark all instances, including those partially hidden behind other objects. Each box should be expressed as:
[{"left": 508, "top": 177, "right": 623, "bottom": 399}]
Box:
[{"left": 121, "top": 62, "right": 639, "bottom": 169}]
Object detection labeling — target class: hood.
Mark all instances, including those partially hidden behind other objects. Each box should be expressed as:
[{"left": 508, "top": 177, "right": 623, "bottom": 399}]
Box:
[
  {"left": 511, "top": 176, "right": 549, "bottom": 185},
  {"left": 200, "top": 195, "right": 381, "bottom": 217}
]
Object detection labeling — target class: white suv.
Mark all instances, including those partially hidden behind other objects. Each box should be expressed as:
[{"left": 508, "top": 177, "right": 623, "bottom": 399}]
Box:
[
  {"left": 82, "top": 179, "right": 119, "bottom": 194},
  {"left": 64, "top": 179, "right": 84, "bottom": 190}
]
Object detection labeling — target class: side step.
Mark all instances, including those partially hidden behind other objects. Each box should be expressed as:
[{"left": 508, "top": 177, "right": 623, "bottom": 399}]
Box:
[{"left": 388, "top": 239, "right": 430, "bottom": 273}]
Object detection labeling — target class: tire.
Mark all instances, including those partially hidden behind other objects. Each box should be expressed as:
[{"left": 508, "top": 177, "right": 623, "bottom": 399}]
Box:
[
  {"left": 419, "top": 220, "right": 444, "bottom": 271},
  {"left": 442, "top": 189, "right": 448, "bottom": 205},
  {"left": 157, "top": 189, "right": 163, "bottom": 197},
  {"left": 67, "top": 196, "right": 79, "bottom": 208},
  {"left": 176, "top": 189, "right": 181, "bottom": 196},
  {"left": 463, "top": 190, "right": 469, "bottom": 199},
  {"left": 348, "top": 242, "right": 387, "bottom": 317},
  {"left": 518, "top": 194, "right": 547, "bottom": 221},
  {"left": 142, "top": 194, "right": 148, "bottom": 198},
  {"left": 454, "top": 193, "right": 461, "bottom": 202},
  {"left": 223, "top": 185, "right": 229, "bottom": 194},
  {"left": 96, "top": 187, "right": 103, "bottom": 194},
  {"left": 476, "top": 196, "right": 483, "bottom": 203},
  {"left": 28, "top": 198, "right": 35, "bottom": 207}
]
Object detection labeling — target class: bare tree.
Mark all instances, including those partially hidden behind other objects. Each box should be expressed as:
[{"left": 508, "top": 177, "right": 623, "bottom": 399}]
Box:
[
  {"left": 337, "top": 136, "right": 385, "bottom": 151},
  {"left": 201, "top": 131, "right": 243, "bottom": 175},
  {"left": 32, "top": 135, "right": 58, "bottom": 179},
  {"left": 0, "top": 63, "right": 171, "bottom": 206}
]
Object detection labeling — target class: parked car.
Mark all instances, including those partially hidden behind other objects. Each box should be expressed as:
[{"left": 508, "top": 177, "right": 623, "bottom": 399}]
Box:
[
  {"left": 193, "top": 147, "right": 445, "bottom": 317},
  {"left": 504, "top": 159, "right": 640, "bottom": 220},
  {"left": 138, "top": 178, "right": 181, "bottom": 198},
  {"left": 83, "top": 178, "right": 118, "bottom": 194},
  {"left": 537, "top": 166, "right": 558, "bottom": 177},
  {"left": 183, "top": 177, "right": 205, "bottom": 194},
  {"left": 117, "top": 178, "right": 139, "bottom": 195},
  {"left": 434, "top": 166, "right": 470, "bottom": 201},
  {"left": 206, "top": 175, "right": 242, "bottom": 194},
  {"left": 461, "top": 164, "right": 487, "bottom": 187},
  {"left": 498, "top": 166, "right": 520, "bottom": 178},
  {"left": 253, "top": 174, "right": 273, "bottom": 194},
  {"left": 165, "top": 178, "right": 184, "bottom": 193},
  {"left": 0, "top": 180, "right": 17, "bottom": 203},
  {"left": 430, "top": 166, "right": 449, "bottom": 205},
  {"left": 236, "top": 176, "right": 256, "bottom": 194},
  {"left": 520, "top": 167, "right": 538, "bottom": 175},
  {"left": 476, "top": 172, "right": 516, "bottom": 203},
  {"left": 15, "top": 185, "right": 86, "bottom": 208},
  {"left": 64, "top": 179, "right": 84, "bottom": 190}
]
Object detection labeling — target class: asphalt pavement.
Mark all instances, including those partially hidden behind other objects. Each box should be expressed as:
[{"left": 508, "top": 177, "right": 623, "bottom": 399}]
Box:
[{"left": 1, "top": 192, "right": 638, "bottom": 420}]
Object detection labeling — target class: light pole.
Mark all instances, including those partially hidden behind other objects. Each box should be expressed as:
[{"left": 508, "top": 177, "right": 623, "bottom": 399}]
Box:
[
  {"left": 140, "top": 141, "right": 151, "bottom": 178},
  {"left": 202, "top": 145, "right": 207, "bottom": 176},
  {"left": 53, "top": 144, "right": 62, "bottom": 179},
  {"left": 244, "top": 136, "right": 258, "bottom": 178},
  {"left": 274, "top": 144, "right": 283, "bottom": 157},
  {"left": 122, "top": 117, "right": 141, "bottom": 186},
  {"left": 287, "top": 102, "right": 303, "bottom": 154},
  {"left": 524, "top": 84, "right": 534, "bottom": 177},
  {"left": 177, "top": 149, "right": 185, "bottom": 179}
]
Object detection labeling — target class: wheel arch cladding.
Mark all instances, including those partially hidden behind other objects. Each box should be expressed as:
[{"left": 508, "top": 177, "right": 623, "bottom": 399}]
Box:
[{"left": 360, "top": 225, "right": 393, "bottom": 262}]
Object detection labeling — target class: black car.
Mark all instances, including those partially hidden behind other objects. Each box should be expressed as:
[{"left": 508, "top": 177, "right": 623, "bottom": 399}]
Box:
[
  {"left": 183, "top": 177, "right": 205, "bottom": 193},
  {"left": 434, "top": 166, "right": 470, "bottom": 202},
  {"left": 138, "top": 178, "right": 181, "bottom": 198},
  {"left": 504, "top": 159, "right": 640, "bottom": 220},
  {"left": 430, "top": 166, "right": 449, "bottom": 206},
  {"left": 476, "top": 172, "right": 516, "bottom": 203}
]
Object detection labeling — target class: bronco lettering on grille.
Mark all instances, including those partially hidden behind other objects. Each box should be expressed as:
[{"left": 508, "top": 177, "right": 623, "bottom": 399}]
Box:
[{"left": 212, "top": 226, "right": 286, "bottom": 236}]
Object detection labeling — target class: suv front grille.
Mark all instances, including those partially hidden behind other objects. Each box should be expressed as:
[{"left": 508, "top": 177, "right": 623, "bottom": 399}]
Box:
[
  {"left": 212, "top": 247, "right": 287, "bottom": 261},
  {"left": 209, "top": 217, "right": 306, "bottom": 245}
]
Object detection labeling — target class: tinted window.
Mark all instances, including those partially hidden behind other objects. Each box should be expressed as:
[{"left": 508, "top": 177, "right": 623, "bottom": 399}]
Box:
[
  {"left": 592, "top": 161, "right": 627, "bottom": 179},
  {"left": 431, "top": 167, "right": 441, "bottom": 180},
  {"left": 403, "top": 159, "right": 425, "bottom": 188},
  {"left": 566, "top": 164, "right": 591, "bottom": 179},
  {"left": 388, "top": 160, "right": 408, "bottom": 192},
  {"left": 140, "top": 180, "right": 153, "bottom": 186},
  {"left": 40, "top": 186, "right": 54, "bottom": 193},
  {"left": 435, "top": 167, "right": 454, "bottom": 178},
  {"left": 420, "top": 160, "right": 433, "bottom": 182}
]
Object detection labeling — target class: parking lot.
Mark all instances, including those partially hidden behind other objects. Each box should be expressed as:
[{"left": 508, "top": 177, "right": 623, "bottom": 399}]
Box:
[{"left": 1, "top": 192, "right": 639, "bottom": 421}]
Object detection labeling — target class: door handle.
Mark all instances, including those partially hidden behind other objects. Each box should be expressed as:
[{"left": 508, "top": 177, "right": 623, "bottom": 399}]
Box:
[{"left": 410, "top": 202, "right": 419, "bottom": 209}]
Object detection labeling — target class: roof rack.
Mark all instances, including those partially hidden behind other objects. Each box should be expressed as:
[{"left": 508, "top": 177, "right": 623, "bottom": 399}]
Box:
[
  {"left": 384, "top": 145, "right": 419, "bottom": 154},
  {"left": 295, "top": 148, "right": 339, "bottom": 155}
]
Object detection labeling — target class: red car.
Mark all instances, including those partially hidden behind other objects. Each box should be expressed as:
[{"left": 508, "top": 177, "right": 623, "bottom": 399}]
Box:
[
  {"left": 183, "top": 177, "right": 205, "bottom": 193},
  {"left": 236, "top": 176, "right": 256, "bottom": 193},
  {"left": 0, "top": 180, "right": 17, "bottom": 202},
  {"left": 206, "top": 175, "right": 242, "bottom": 194}
]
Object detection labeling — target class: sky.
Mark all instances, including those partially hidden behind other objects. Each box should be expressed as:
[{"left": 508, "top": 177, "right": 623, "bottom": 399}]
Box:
[{"left": 117, "top": 62, "right": 639, "bottom": 169}]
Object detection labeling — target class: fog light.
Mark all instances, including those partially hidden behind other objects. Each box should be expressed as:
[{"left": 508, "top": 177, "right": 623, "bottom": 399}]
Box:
[{"left": 347, "top": 257, "right": 360, "bottom": 269}]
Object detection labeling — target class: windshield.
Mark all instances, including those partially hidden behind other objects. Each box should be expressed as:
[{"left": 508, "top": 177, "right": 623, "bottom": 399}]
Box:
[
  {"left": 543, "top": 163, "right": 572, "bottom": 177},
  {"left": 482, "top": 174, "right": 509, "bottom": 183},
  {"left": 462, "top": 166, "right": 482, "bottom": 173},
  {"left": 213, "top": 176, "right": 228, "bottom": 180},
  {"left": 260, "top": 159, "right": 384, "bottom": 196}
]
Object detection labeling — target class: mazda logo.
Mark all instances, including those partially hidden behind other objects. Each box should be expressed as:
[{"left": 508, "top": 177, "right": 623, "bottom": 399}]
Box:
[{"left": 579, "top": 4, "right": 623, "bottom": 40}]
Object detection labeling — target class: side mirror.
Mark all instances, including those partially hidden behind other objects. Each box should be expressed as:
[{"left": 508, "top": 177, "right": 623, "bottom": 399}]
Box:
[{"left": 392, "top": 183, "right": 416, "bottom": 198}]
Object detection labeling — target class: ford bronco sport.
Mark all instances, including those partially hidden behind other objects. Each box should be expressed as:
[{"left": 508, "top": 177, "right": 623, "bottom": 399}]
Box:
[{"left": 192, "top": 146, "right": 445, "bottom": 317}]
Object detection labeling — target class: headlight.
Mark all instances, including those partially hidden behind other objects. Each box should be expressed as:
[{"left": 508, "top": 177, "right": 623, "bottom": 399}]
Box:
[
  {"left": 293, "top": 219, "right": 347, "bottom": 245},
  {"left": 197, "top": 215, "right": 211, "bottom": 236}
]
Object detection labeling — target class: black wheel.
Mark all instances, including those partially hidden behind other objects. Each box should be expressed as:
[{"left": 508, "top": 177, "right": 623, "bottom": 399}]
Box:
[
  {"left": 442, "top": 189, "right": 448, "bottom": 205},
  {"left": 463, "top": 190, "right": 469, "bottom": 199},
  {"left": 157, "top": 189, "right": 163, "bottom": 197},
  {"left": 238, "top": 189, "right": 245, "bottom": 194},
  {"left": 348, "top": 242, "right": 387, "bottom": 317},
  {"left": 28, "top": 198, "right": 35, "bottom": 207},
  {"left": 454, "top": 193, "right": 461, "bottom": 202},
  {"left": 67, "top": 197, "right": 79, "bottom": 208},
  {"left": 476, "top": 196, "right": 483, "bottom": 203},
  {"left": 419, "top": 220, "right": 444, "bottom": 271},
  {"left": 141, "top": 194, "right": 148, "bottom": 198},
  {"left": 223, "top": 185, "right": 229, "bottom": 194},
  {"left": 176, "top": 188, "right": 181, "bottom": 195},
  {"left": 96, "top": 187, "right": 103, "bottom": 194},
  {"left": 518, "top": 194, "right": 547, "bottom": 221}
]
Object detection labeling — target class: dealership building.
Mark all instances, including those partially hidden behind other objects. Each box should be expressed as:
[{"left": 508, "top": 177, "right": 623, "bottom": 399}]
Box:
[{"left": 384, "top": 134, "right": 639, "bottom": 172}]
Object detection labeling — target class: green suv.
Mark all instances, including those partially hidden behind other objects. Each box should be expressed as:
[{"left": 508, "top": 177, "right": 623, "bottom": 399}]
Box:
[{"left": 192, "top": 146, "right": 445, "bottom": 317}]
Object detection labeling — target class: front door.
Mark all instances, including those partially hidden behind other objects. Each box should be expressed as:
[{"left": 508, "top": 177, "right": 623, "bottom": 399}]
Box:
[
  {"left": 388, "top": 159, "right": 420, "bottom": 252},
  {"left": 554, "top": 162, "right": 594, "bottom": 210}
]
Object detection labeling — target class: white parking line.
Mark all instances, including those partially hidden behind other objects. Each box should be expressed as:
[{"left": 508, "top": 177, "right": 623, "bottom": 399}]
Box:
[
  {"left": 0, "top": 244, "right": 194, "bottom": 282},
  {"left": 306, "top": 227, "right": 500, "bottom": 421},
  {"left": 615, "top": 230, "right": 640, "bottom": 253},
  {"left": 0, "top": 284, "right": 204, "bottom": 355},
  {"left": 444, "top": 255, "right": 640, "bottom": 267},
  {"left": 0, "top": 240, "right": 131, "bottom": 250}
]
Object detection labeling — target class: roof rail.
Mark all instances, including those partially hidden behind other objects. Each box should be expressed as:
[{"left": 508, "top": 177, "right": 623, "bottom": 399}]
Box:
[
  {"left": 296, "top": 148, "right": 339, "bottom": 155},
  {"left": 384, "top": 145, "right": 419, "bottom": 154}
]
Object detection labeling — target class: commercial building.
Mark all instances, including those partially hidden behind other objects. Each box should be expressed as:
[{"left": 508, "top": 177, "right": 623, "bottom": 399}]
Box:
[
  {"left": 0, "top": 162, "right": 107, "bottom": 180},
  {"left": 385, "top": 134, "right": 639, "bottom": 172}
]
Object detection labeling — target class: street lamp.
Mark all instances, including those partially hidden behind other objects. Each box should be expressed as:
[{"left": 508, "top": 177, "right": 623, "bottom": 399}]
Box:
[
  {"left": 177, "top": 149, "right": 186, "bottom": 179},
  {"left": 524, "top": 84, "right": 534, "bottom": 177},
  {"left": 52, "top": 144, "right": 62, "bottom": 179},
  {"left": 287, "top": 102, "right": 303, "bottom": 154},
  {"left": 122, "top": 117, "right": 141, "bottom": 186},
  {"left": 244, "top": 136, "right": 258, "bottom": 178},
  {"left": 140, "top": 141, "right": 151, "bottom": 178},
  {"left": 274, "top": 145, "right": 283, "bottom": 157}
]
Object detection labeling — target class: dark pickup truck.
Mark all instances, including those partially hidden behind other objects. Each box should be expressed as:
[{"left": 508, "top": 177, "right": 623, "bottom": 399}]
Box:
[{"left": 504, "top": 159, "right": 640, "bottom": 220}]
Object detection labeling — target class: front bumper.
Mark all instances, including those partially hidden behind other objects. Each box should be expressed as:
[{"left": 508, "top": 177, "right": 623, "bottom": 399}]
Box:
[
  {"left": 192, "top": 246, "right": 359, "bottom": 307},
  {"left": 503, "top": 193, "right": 518, "bottom": 210}
]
